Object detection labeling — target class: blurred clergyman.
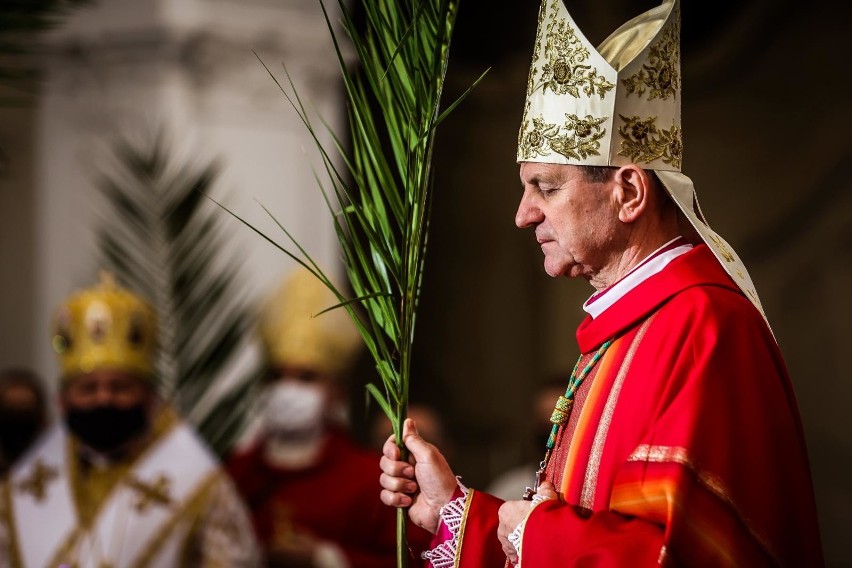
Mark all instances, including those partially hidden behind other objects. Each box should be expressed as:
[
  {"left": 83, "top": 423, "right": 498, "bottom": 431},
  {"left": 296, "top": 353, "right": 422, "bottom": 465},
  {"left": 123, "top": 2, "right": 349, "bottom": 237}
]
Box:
[
  {"left": 227, "top": 266, "right": 430, "bottom": 567},
  {"left": 0, "top": 274, "right": 260, "bottom": 567},
  {"left": 0, "top": 368, "right": 48, "bottom": 476}
]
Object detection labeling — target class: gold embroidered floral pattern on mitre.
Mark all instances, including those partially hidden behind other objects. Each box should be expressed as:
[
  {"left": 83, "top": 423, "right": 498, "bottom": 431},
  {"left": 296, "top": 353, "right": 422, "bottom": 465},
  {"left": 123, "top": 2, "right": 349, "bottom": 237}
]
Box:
[
  {"left": 621, "top": 8, "right": 680, "bottom": 100},
  {"left": 531, "top": 0, "right": 615, "bottom": 100},
  {"left": 617, "top": 115, "right": 682, "bottom": 168},
  {"left": 519, "top": 114, "right": 607, "bottom": 161}
]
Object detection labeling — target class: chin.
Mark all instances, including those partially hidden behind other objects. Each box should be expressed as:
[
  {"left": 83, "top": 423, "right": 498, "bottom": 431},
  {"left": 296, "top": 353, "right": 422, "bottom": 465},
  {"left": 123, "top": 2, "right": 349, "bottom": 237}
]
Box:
[
  {"left": 544, "top": 258, "right": 582, "bottom": 278},
  {"left": 543, "top": 261, "right": 571, "bottom": 278}
]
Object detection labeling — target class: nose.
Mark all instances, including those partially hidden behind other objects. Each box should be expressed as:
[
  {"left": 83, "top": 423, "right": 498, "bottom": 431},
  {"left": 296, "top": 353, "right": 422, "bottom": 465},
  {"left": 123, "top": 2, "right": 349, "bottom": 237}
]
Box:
[
  {"left": 515, "top": 189, "right": 542, "bottom": 229},
  {"left": 93, "top": 383, "right": 116, "bottom": 406}
]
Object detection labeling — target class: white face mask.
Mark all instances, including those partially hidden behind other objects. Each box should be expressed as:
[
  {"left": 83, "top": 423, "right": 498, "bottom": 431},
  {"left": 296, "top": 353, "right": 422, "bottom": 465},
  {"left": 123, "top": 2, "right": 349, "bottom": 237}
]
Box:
[
  {"left": 262, "top": 380, "right": 326, "bottom": 439},
  {"left": 261, "top": 380, "right": 329, "bottom": 468}
]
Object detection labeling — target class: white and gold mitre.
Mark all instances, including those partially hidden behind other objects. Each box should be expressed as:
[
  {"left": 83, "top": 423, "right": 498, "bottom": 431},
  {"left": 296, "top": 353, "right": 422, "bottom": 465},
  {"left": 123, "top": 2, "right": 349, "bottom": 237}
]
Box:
[
  {"left": 518, "top": 0, "right": 770, "bottom": 324},
  {"left": 258, "top": 267, "right": 362, "bottom": 376},
  {"left": 518, "top": 0, "right": 681, "bottom": 170},
  {"left": 52, "top": 272, "right": 157, "bottom": 381}
]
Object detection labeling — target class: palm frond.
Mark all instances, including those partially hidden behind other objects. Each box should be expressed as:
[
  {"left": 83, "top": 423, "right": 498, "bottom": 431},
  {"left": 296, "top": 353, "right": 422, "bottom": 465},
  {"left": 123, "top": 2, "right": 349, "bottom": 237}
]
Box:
[
  {"left": 238, "top": 2, "right": 482, "bottom": 563},
  {"left": 95, "top": 135, "right": 260, "bottom": 457}
]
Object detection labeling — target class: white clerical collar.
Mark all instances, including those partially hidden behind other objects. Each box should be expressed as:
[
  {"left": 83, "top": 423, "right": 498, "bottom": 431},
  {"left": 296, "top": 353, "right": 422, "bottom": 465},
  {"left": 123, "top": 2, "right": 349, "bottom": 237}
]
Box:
[{"left": 583, "top": 237, "right": 693, "bottom": 319}]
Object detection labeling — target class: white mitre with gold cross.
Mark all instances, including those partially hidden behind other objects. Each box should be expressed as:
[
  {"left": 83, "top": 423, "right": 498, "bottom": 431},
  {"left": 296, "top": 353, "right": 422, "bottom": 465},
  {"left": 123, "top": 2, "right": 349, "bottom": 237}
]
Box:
[{"left": 518, "top": 0, "right": 770, "bottom": 325}]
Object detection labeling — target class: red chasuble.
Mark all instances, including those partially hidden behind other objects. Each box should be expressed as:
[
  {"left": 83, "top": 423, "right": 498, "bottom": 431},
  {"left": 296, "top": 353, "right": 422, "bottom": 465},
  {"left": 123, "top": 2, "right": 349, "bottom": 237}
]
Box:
[{"left": 453, "top": 244, "right": 823, "bottom": 567}]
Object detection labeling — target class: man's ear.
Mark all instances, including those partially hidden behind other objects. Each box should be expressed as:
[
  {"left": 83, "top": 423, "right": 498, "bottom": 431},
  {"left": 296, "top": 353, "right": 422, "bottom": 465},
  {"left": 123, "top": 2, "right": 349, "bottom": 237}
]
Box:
[{"left": 612, "top": 165, "right": 651, "bottom": 224}]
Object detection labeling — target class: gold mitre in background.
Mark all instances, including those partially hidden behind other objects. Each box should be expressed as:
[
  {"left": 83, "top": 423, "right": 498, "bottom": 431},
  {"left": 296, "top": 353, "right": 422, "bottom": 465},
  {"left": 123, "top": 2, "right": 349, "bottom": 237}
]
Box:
[
  {"left": 52, "top": 272, "right": 157, "bottom": 381},
  {"left": 518, "top": 0, "right": 770, "bottom": 324},
  {"left": 258, "top": 266, "right": 362, "bottom": 377}
]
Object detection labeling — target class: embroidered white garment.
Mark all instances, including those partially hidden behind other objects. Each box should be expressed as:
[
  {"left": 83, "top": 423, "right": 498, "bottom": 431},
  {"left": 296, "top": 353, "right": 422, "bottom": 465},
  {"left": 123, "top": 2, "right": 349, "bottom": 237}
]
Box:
[
  {"left": 421, "top": 479, "right": 468, "bottom": 568},
  {"left": 583, "top": 236, "right": 692, "bottom": 318},
  {"left": 8, "top": 421, "right": 218, "bottom": 568}
]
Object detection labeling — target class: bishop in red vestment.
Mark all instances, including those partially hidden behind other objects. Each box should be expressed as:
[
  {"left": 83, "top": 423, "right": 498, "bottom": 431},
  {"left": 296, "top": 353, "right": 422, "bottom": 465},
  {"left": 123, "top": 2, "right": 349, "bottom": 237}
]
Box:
[
  {"left": 439, "top": 243, "right": 822, "bottom": 567},
  {"left": 378, "top": 0, "right": 822, "bottom": 565}
]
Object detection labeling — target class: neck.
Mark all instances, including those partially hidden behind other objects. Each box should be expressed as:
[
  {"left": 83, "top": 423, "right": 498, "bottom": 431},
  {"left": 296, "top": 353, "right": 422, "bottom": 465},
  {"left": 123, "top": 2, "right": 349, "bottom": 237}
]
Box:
[
  {"left": 589, "top": 227, "right": 680, "bottom": 291},
  {"left": 77, "top": 431, "right": 149, "bottom": 466}
]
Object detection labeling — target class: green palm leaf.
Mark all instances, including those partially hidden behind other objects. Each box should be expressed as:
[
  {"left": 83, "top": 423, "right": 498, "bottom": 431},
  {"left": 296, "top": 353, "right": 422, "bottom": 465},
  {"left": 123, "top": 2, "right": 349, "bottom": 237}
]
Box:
[
  {"left": 228, "top": 1, "right": 485, "bottom": 564},
  {"left": 95, "top": 135, "right": 261, "bottom": 457}
]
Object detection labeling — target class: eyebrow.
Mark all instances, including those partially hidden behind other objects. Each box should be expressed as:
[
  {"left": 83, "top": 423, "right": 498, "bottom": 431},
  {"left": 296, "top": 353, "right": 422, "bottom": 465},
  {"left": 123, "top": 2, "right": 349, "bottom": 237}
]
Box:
[{"left": 522, "top": 172, "right": 560, "bottom": 188}]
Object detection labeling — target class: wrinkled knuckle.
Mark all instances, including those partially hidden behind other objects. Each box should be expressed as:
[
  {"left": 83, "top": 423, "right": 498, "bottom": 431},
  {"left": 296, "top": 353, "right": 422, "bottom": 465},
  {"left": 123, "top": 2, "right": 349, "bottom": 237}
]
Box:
[{"left": 381, "top": 473, "right": 400, "bottom": 493}]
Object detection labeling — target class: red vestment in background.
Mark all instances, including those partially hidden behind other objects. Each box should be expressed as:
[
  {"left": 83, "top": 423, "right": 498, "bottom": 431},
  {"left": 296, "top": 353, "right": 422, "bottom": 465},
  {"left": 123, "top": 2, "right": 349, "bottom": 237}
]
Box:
[
  {"left": 450, "top": 245, "right": 823, "bottom": 567},
  {"left": 228, "top": 428, "right": 431, "bottom": 567}
]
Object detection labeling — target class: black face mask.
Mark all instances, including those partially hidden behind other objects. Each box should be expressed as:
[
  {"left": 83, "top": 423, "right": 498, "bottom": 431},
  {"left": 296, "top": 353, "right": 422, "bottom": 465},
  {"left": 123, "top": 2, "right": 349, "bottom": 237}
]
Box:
[
  {"left": 0, "top": 410, "right": 42, "bottom": 466},
  {"left": 65, "top": 404, "right": 149, "bottom": 453}
]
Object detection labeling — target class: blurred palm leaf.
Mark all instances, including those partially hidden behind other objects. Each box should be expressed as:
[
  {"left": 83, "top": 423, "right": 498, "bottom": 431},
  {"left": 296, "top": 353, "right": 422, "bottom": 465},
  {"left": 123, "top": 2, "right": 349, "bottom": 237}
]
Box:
[
  {"left": 96, "top": 135, "right": 261, "bottom": 457},
  {"left": 221, "top": 1, "right": 485, "bottom": 564}
]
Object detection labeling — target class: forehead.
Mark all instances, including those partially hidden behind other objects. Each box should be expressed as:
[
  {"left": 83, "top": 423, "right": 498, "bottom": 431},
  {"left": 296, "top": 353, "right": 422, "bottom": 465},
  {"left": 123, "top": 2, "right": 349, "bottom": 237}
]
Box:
[
  {"left": 66, "top": 369, "right": 147, "bottom": 390},
  {"left": 0, "top": 384, "right": 39, "bottom": 407},
  {"left": 519, "top": 162, "right": 583, "bottom": 186}
]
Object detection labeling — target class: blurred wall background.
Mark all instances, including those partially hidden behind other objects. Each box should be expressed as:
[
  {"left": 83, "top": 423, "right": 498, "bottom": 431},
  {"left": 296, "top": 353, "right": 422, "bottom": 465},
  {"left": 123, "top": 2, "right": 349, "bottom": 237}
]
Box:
[
  {"left": 1, "top": 0, "right": 849, "bottom": 564},
  {"left": 0, "top": 0, "right": 346, "bottom": 397}
]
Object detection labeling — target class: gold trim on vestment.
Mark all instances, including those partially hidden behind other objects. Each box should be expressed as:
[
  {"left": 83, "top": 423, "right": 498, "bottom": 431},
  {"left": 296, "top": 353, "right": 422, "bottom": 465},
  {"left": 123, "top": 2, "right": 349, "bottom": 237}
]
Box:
[
  {"left": 1, "top": 481, "right": 24, "bottom": 568},
  {"left": 131, "top": 470, "right": 220, "bottom": 568},
  {"left": 454, "top": 488, "right": 476, "bottom": 568},
  {"left": 627, "top": 444, "right": 780, "bottom": 564},
  {"left": 15, "top": 459, "right": 59, "bottom": 502},
  {"left": 580, "top": 315, "right": 656, "bottom": 509}
]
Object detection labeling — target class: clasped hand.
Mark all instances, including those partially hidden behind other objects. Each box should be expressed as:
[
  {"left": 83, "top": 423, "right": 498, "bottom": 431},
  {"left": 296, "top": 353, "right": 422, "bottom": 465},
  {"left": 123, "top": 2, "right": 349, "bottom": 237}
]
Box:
[
  {"left": 378, "top": 418, "right": 560, "bottom": 566},
  {"left": 378, "top": 418, "right": 457, "bottom": 534},
  {"left": 497, "top": 481, "right": 559, "bottom": 565}
]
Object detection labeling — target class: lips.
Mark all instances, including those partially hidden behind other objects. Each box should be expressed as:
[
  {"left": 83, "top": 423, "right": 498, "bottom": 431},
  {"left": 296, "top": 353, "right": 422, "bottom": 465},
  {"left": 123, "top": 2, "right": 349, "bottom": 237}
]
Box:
[{"left": 536, "top": 232, "right": 552, "bottom": 245}]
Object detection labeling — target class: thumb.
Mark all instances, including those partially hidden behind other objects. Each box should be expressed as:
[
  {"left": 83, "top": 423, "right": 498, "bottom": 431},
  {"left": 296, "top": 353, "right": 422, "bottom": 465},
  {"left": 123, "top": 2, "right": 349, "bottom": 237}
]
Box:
[
  {"left": 403, "top": 417, "right": 419, "bottom": 437},
  {"left": 402, "top": 418, "right": 432, "bottom": 458}
]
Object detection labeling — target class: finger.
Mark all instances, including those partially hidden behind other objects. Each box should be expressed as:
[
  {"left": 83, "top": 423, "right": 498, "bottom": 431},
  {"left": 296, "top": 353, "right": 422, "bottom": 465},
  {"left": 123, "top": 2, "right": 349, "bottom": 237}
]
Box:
[
  {"left": 499, "top": 535, "right": 518, "bottom": 565},
  {"left": 380, "top": 488, "right": 413, "bottom": 508},
  {"left": 498, "top": 531, "right": 519, "bottom": 565},
  {"left": 536, "top": 481, "right": 559, "bottom": 500},
  {"left": 379, "top": 455, "right": 415, "bottom": 478},
  {"left": 382, "top": 435, "right": 401, "bottom": 460},
  {"left": 379, "top": 472, "right": 418, "bottom": 494}
]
